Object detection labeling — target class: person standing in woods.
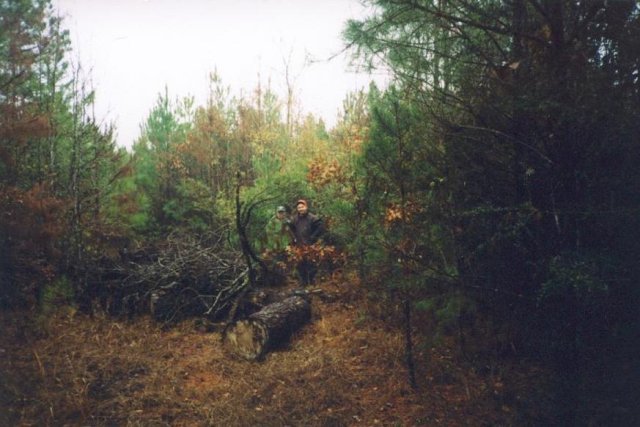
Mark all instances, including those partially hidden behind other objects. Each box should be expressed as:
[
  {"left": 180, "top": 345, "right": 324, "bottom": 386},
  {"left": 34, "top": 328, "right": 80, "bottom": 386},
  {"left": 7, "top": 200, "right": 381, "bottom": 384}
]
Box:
[
  {"left": 265, "top": 205, "right": 293, "bottom": 252},
  {"left": 289, "top": 199, "right": 324, "bottom": 286},
  {"left": 263, "top": 205, "right": 294, "bottom": 285}
]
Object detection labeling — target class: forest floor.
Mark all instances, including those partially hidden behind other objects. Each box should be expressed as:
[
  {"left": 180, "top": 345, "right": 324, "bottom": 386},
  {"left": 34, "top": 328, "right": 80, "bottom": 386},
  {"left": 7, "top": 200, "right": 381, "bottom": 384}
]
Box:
[{"left": 0, "top": 272, "right": 554, "bottom": 426}]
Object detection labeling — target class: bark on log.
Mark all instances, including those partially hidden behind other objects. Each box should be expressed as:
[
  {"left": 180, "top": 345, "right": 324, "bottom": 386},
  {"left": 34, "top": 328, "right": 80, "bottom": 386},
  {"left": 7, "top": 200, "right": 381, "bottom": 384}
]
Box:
[{"left": 222, "top": 296, "right": 311, "bottom": 360}]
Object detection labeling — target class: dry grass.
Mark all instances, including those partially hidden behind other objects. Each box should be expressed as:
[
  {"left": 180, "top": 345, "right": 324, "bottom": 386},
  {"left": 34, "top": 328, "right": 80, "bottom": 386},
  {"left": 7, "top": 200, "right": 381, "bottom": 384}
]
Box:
[{"left": 0, "top": 274, "right": 550, "bottom": 426}]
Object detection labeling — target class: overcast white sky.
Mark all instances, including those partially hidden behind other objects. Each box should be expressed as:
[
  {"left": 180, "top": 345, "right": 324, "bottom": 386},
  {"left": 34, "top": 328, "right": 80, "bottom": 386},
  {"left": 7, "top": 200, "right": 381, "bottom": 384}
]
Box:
[{"left": 53, "top": 0, "right": 385, "bottom": 149}]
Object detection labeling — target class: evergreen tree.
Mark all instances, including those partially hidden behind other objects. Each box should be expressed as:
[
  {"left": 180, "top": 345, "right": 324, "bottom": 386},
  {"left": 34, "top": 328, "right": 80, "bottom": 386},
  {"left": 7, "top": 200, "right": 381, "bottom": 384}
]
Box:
[
  {"left": 0, "top": 0, "right": 122, "bottom": 308},
  {"left": 346, "top": 1, "right": 640, "bottom": 423}
]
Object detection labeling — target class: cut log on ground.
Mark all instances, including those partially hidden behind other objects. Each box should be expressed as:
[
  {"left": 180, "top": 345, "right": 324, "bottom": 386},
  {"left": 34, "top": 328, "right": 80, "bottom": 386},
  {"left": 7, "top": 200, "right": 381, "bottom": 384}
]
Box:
[{"left": 222, "top": 296, "right": 311, "bottom": 360}]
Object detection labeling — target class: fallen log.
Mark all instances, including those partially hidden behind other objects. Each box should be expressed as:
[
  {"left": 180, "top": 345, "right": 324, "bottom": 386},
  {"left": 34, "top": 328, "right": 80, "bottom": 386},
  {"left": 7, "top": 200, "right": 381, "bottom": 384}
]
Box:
[{"left": 222, "top": 295, "right": 311, "bottom": 360}]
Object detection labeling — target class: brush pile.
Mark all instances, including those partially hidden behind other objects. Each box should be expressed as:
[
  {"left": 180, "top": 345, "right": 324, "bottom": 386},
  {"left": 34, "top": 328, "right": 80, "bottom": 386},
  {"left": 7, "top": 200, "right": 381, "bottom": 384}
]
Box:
[{"left": 98, "top": 229, "right": 249, "bottom": 323}]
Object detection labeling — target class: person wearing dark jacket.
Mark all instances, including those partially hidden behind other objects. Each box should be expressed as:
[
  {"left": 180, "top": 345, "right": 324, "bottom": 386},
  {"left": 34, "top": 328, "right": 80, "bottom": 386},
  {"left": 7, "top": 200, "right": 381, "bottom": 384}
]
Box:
[{"left": 289, "top": 199, "right": 323, "bottom": 285}]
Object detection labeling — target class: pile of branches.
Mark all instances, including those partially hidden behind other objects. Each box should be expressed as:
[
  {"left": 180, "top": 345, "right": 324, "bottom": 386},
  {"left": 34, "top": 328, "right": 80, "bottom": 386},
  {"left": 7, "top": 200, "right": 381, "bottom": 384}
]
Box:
[{"left": 105, "top": 228, "right": 248, "bottom": 323}]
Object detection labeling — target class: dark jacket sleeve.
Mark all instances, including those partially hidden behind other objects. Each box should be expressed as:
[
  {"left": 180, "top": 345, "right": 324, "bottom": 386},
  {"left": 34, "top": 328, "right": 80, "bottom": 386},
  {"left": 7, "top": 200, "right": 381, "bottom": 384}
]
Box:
[{"left": 309, "top": 216, "right": 324, "bottom": 244}]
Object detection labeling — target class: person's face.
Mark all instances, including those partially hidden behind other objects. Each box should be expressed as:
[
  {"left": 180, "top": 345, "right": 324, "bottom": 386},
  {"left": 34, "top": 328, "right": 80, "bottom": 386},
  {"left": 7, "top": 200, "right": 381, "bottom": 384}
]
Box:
[
  {"left": 276, "top": 211, "right": 286, "bottom": 219},
  {"left": 296, "top": 203, "right": 308, "bottom": 215}
]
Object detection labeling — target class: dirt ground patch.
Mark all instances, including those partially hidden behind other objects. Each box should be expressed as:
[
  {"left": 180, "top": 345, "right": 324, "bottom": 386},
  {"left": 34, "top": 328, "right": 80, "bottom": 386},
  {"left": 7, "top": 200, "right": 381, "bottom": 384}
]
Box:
[{"left": 0, "top": 275, "right": 551, "bottom": 426}]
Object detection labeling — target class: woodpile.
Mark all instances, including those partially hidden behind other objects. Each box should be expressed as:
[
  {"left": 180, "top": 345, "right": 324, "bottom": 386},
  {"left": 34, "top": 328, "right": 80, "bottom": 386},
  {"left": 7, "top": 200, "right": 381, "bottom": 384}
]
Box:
[{"left": 95, "top": 230, "right": 250, "bottom": 322}]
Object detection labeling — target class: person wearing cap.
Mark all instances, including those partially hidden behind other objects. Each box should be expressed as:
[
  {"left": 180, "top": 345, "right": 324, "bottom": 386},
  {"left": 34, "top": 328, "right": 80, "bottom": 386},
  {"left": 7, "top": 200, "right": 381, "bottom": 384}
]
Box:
[
  {"left": 289, "top": 199, "right": 324, "bottom": 285},
  {"left": 264, "top": 205, "right": 293, "bottom": 252}
]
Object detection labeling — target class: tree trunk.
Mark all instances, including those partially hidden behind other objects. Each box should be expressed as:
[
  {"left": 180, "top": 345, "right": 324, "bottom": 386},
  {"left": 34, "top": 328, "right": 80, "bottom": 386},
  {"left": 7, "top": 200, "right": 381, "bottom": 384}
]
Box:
[
  {"left": 222, "top": 296, "right": 311, "bottom": 360},
  {"left": 403, "top": 298, "right": 418, "bottom": 390}
]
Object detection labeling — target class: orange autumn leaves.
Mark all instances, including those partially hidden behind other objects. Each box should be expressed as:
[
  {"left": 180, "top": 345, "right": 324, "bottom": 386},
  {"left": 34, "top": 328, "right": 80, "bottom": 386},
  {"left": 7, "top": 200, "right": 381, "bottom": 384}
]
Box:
[
  {"left": 384, "top": 200, "right": 422, "bottom": 227},
  {"left": 263, "top": 243, "right": 346, "bottom": 273},
  {"left": 306, "top": 157, "right": 345, "bottom": 189}
]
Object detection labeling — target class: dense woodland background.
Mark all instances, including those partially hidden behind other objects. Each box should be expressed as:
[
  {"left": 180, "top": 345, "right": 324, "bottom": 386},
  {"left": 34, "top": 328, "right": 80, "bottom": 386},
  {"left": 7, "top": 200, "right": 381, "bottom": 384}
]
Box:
[{"left": 1, "top": 0, "right": 639, "bottom": 425}]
